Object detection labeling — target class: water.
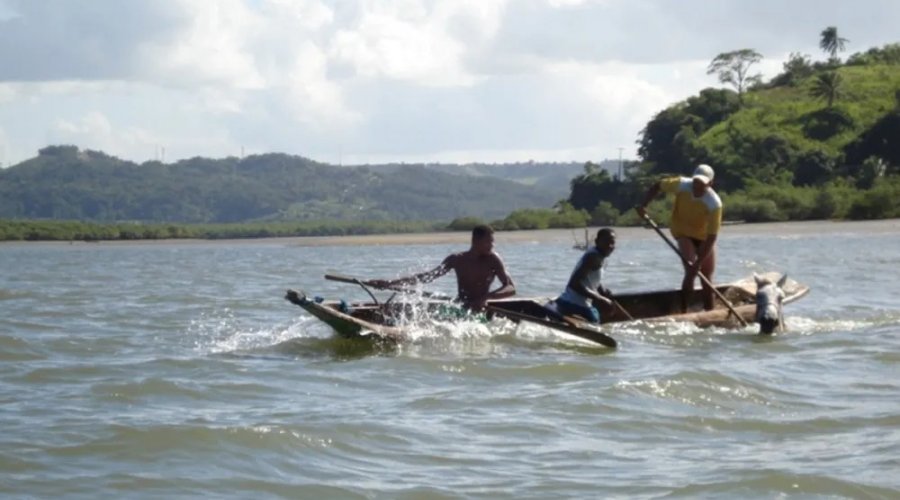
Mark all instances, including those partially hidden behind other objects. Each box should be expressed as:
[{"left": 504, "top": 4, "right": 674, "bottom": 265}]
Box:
[{"left": 2, "top": 220, "right": 899, "bottom": 499}]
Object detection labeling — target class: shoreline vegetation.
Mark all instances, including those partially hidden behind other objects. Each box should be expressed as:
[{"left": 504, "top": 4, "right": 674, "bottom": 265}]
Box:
[
  {"left": 0, "top": 219, "right": 442, "bottom": 242},
  {"left": 2, "top": 219, "right": 898, "bottom": 247},
  {"left": 1, "top": 205, "right": 899, "bottom": 243}
]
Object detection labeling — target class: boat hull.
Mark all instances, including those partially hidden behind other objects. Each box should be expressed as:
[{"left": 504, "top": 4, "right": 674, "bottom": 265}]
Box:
[{"left": 285, "top": 273, "right": 809, "bottom": 346}]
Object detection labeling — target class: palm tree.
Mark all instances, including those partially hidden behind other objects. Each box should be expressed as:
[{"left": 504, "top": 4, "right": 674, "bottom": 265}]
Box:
[
  {"left": 809, "top": 72, "right": 843, "bottom": 108},
  {"left": 819, "top": 26, "right": 849, "bottom": 60}
]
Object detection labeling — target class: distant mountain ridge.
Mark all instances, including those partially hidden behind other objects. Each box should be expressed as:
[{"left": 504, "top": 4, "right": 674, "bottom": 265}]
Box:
[
  {"left": 0, "top": 146, "right": 591, "bottom": 223},
  {"left": 365, "top": 160, "right": 623, "bottom": 194}
]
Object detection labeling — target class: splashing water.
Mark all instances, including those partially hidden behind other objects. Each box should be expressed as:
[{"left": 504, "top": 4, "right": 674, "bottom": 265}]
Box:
[{"left": 186, "top": 308, "right": 316, "bottom": 354}]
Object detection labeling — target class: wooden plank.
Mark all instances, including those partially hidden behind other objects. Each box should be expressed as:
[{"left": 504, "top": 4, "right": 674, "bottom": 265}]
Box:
[{"left": 487, "top": 305, "right": 617, "bottom": 348}]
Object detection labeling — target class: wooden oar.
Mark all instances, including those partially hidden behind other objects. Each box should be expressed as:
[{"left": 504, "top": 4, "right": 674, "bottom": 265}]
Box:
[
  {"left": 489, "top": 305, "right": 617, "bottom": 348},
  {"left": 324, "top": 274, "right": 453, "bottom": 300},
  {"left": 639, "top": 213, "right": 749, "bottom": 327},
  {"left": 607, "top": 295, "right": 634, "bottom": 321},
  {"left": 323, "top": 273, "right": 381, "bottom": 304}
]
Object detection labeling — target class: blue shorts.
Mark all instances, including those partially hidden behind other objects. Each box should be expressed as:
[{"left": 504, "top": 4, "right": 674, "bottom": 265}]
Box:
[{"left": 555, "top": 299, "right": 600, "bottom": 323}]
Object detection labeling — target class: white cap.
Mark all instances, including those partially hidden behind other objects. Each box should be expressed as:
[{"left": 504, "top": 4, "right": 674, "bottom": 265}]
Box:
[{"left": 692, "top": 164, "right": 714, "bottom": 184}]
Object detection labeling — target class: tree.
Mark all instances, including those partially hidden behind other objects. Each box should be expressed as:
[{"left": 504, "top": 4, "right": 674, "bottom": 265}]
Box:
[
  {"left": 771, "top": 52, "right": 814, "bottom": 86},
  {"left": 847, "top": 43, "right": 900, "bottom": 66},
  {"left": 856, "top": 156, "right": 886, "bottom": 189},
  {"left": 819, "top": 26, "right": 849, "bottom": 61},
  {"left": 684, "top": 88, "right": 741, "bottom": 128},
  {"left": 706, "top": 49, "right": 763, "bottom": 104},
  {"left": 809, "top": 71, "right": 843, "bottom": 108},
  {"left": 793, "top": 149, "right": 835, "bottom": 186}
]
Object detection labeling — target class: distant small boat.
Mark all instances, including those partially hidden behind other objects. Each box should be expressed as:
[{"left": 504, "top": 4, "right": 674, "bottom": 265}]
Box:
[
  {"left": 572, "top": 228, "right": 589, "bottom": 250},
  {"left": 285, "top": 273, "right": 809, "bottom": 348}
]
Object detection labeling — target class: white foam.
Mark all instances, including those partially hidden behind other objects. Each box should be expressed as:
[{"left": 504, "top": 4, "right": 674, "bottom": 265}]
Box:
[{"left": 186, "top": 308, "right": 317, "bottom": 354}]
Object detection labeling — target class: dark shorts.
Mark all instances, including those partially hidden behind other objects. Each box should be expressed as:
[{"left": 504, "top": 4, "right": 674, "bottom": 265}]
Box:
[
  {"left": 555, "top": 298, "right": 600, "bottom": 323},
  {"left": 674, "top": 235, "right": 704, "bottom": 248}
]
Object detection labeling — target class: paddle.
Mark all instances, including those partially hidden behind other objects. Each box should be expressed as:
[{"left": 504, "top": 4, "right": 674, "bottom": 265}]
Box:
[
  {"left": 639, "top": 213, "right": 749, "bottom": 327},
  {"left": 608, "top": 296, "right": 635, "bottom": 321},
  {"left": 322, "top": 273, "right": 382, "bottom": 304},
  {"left": 324, "top": 274, "right": 452, "bottom": 300},
  {"left": 490, "top": 305, "right": 617, "bottom": 348}
]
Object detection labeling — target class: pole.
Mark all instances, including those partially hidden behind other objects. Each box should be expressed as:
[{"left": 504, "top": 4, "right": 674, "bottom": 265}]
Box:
[
  {"left": 617, "top": 147, "right": 624, "bottom": 180},
  {"left": 640, "top": 213, "right": 749, "bottom": 327}
]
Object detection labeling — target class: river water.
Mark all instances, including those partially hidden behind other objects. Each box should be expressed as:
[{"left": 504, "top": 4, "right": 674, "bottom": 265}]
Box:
[{"left": 1, "top": 220, "right": 898, "bottom": 499}]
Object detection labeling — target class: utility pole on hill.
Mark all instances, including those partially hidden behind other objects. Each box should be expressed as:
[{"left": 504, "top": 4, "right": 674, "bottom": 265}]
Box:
[{"left": 617, "top": 147, "right": 624, "bottom": 180}]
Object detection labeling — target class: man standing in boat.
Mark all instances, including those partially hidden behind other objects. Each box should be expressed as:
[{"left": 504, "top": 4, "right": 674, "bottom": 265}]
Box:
[
  {"left": 365, "top": 225, "right": 516, "bottom": 311},
  {"left": 555, "top": 228, "right": 617, "bottom": 323},
  {"left": 637, "top": 164, "right": 722, "bottom": 312}
]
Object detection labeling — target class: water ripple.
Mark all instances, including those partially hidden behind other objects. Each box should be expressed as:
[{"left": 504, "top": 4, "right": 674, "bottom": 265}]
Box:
[{"left": 2, "top": 223, "right": 900, "bottom": 497}]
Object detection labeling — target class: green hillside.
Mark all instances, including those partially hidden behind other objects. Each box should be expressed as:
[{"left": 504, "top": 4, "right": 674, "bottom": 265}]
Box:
[
  {"left": 0, "top": 146, "right": 562, "bottom": 223},
  {"left": 561, "top": 41, "right": 900, "bottom": 226},
  {"left": 692, "top": 63, "right": 900, "bottom": 189}
]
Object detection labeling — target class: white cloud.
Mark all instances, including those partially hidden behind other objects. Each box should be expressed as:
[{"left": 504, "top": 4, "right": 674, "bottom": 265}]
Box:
[
  {"left": 0, "top": 0, "right": 899, "bottom": 167},
  {"left": 53, "top": 111, "right": 161, "bottom": 156},
  {"left": 0, "top": 126, "right": 10, "bottom": 167},
  {"left": 260, "top": 0, "right": 334, "bottom": 30},
  {"left": 329, "top": 2, "right": 473, "bottom": 86},
  {"left": 49, "top": 109, "right": 239, "bottom": 163},
  {"left": 56, "top": 111, "right": 113, "bottom": 137},
  {"left": 283, "top": 42, "right": 362, "bottom": 129},
  {"left": 136, "top": 0, "right": 266, "bottom": 89},
  {"left": 0, "top": 83, "right": 15, "bottom": 103},
  {"left": 546, "top": 0, "right": 592, "bottom": 7},
  {"left": 343, "top": 144, "right": 608, "bottom": 165}
]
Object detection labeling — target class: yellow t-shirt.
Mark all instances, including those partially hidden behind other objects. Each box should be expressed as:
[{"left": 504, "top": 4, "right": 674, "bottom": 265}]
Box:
[{"left": 660, "top": 177, "right": 723, "bottom": 240}]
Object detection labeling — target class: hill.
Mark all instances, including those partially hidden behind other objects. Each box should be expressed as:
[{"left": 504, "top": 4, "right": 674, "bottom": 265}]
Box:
[
  {"left": 424, "top": 160, "right": 621, "bottom": 194},
  {"left": 637, "top": 45, "right": 900, "bottom": 191},
  {"left": 0, "top": 146, "right": 569, "bottom": 223},
  {"left": 563, "top": 41, "right": 900, "bottom": 225}
]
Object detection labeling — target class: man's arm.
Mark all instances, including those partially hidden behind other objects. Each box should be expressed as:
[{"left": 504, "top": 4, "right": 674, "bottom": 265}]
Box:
[
  {"left": 636, "top": 181, "right": 661, "bottom": 217},
  {"left": 486, "top": 254, "right": 516, "bottom": 300},
  {"left": 366, "top": 256, "right": 453, "bottom": 289},
  {"left": 566, "top": 253, "right": 612, "bottom": 306}
]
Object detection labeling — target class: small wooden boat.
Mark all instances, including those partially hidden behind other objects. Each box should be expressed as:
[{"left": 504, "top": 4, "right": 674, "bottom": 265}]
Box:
[
  {"left": 284, "top": 273, "right": 809, "bottom": 348},
  {"left": 285, "top": 290, "right": 618, "bottom": 347},
  {"left": 607, "top": 272, "right": 809, "bottom": 328}
]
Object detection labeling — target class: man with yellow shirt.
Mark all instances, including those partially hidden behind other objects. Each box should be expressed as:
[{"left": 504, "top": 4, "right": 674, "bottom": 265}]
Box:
[{"left": 637, "top": 164, "right": 722, "bottom": 312}]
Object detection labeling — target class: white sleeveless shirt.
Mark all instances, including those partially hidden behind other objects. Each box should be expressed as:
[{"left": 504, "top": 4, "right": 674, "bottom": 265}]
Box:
[{"left": 558, "top": 247, "right": 604, "bottom": 308}]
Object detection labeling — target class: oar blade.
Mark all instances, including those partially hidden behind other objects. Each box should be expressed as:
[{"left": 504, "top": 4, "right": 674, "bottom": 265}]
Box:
[{"left": 324, "top": 273, "right": 361, "bottom": 285}]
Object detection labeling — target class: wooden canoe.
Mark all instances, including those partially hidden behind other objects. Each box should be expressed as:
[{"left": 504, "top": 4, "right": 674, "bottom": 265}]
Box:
[
  {"left": 284, "top": 289, "right": 617, "bottom": 347},
  {"left": 284, "top": 272, "right": 809, "bottom": 347},
  {"left": 604, "top": 272, "right": 809, "bottom": 327}
]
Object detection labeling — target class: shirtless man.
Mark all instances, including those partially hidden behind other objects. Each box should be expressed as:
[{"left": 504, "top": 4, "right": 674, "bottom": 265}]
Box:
[{"left": 365, "top": 225, "right": 515, "bottom": 311}]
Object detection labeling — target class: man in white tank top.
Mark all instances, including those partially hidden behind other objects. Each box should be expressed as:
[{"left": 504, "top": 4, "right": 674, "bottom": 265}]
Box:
[{"left": 556, "top": 228, "right": 616, "bottom": 323}]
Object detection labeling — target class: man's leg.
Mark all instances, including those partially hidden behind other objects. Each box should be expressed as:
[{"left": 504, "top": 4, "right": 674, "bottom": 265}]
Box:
[
  {"left": 676, "top": 237, "right": 698, "bottom": 312},
  {"left": 556, "top": 299, "right": 601, "bottom": 323},
  {"left": 699, "top": 242, "right": 717, "bottom": 310}
]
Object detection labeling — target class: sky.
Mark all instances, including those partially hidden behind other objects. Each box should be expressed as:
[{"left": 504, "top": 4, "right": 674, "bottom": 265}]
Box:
[{"left": 0, "top": 0, "right": 898, "bottom": 167}]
